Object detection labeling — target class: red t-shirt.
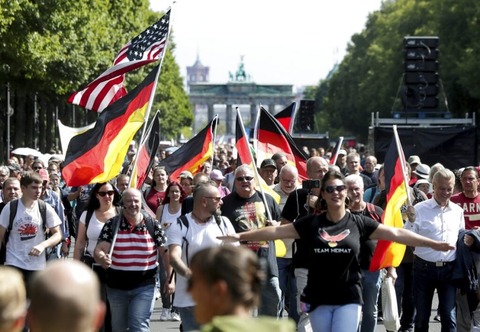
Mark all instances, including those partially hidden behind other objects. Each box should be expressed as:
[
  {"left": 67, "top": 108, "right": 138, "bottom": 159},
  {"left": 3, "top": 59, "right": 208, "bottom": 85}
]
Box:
[
  {"left": 145, "top": 187, "right": 166, "bottom": 213},
  {"left": 450, "top": 192, "right": 480, "bottom": 229}
]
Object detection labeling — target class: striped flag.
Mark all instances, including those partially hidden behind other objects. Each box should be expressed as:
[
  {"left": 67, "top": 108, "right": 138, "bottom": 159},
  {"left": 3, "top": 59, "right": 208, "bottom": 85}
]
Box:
[
  {"left": 273, "top": 102, "right": 296, "bottom": 134},
  {"left": 68, "top": 9, "right": 171, "bottom": 112},
  {"left": 62, "top": 65, "right": 159, "bottom": 186},
  {"left": 236, "top": 111, "right": 280, "bottom": 203},
  {"left": 130, "top": 113, "right": 160, "bottom": 189},
  {"left": 369, "top": 135, "right": 408, "bottom": 271},
  {"left": 255, "top": 106, "right": 308, "bottom": 180},
  {"left": 158, "top": 116, "right": 218, "bottom": 181}
]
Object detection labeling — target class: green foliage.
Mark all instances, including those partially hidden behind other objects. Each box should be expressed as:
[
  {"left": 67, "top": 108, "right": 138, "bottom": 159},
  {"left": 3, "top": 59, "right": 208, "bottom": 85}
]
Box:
[
  {"left": 154, "top": 49, "right": 193, "bottom": 139},
  {"left": 0, "top": 0, "right": 192, "bottom": 157},
  {"left": 313, "top": 0, "right": 480, "bottom": 141}
]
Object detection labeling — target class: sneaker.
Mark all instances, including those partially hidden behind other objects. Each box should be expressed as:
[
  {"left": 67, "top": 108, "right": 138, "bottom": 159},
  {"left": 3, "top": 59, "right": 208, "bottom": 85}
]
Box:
[
  {"left": 160, "top": 308, "right": 171, "bottom": 321},
  {"left": 155, "top": 288, "right": 161, "bottom": 301},
  {"left": 170, "top": 311, "right": 181, "bottom": 322}
]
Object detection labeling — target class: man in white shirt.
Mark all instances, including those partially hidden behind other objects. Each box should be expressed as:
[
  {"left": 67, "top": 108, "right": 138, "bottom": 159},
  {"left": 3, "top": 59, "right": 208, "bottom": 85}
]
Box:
[
  {"left": 168, "top": 182, "right": 236, "bottom": 331},
  {"left": 404, "top": 168, "right": 464, "bottom": 332},
  {"left": 0, "top": 172, "right": 62, "bottom": 282}
]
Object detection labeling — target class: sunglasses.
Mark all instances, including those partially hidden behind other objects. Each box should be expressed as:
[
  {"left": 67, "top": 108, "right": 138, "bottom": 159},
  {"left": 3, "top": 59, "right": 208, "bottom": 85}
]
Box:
[
  {"left": 33, "top": 166, "right": 43, "bottom": 170},
  {"left": 235, "top": 176, "right": 254, "bottom": 182},
  {"left": 204, "top": 196, "right": 222, "bottom": 202},
  {"left": 97, "top": 190, "right": 115, "bottom": 197},
  {"left": 324, "top": 185, "right": 346, "bottom": 194}
]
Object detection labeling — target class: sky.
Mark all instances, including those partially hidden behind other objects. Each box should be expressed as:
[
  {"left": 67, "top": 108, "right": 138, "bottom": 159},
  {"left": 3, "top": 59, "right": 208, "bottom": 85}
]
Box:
[{"left": 150, "top": 0, "right": 384, "bottom": 90}]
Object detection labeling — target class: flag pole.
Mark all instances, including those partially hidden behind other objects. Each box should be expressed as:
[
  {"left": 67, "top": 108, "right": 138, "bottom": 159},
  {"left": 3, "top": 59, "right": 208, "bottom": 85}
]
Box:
[
  {"left": 236, "top": 107, "right": 273, "bottom": 221},
  {"left": 392, "top": 125, "right": 412, "bottom": 206},
  {"left": 127, "top": 110, "right": 161, "bottom": 188},
  {"left": 137, "top": 7, "right": 173, "bottom": 146},
  {"left": 330, "top": 136, "right": 344, "bottom": 165},
  {"left": 288, "top": 101, "right": 297, "bottom": 135},
  {"left": 252, "top": 104, "right": 260, "bottom": 168},
  {"left": 210, "top": 114, "right": 219, "bottom": 165},
  {"left": 125, "top": 5, "right": 173, "bottom": 185}
]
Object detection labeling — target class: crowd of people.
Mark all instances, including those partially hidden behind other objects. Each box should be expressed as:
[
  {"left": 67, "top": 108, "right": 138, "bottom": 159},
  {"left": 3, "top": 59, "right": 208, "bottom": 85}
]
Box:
[{"left": 0, "top": 143, "right": 480, "bottom": 332}]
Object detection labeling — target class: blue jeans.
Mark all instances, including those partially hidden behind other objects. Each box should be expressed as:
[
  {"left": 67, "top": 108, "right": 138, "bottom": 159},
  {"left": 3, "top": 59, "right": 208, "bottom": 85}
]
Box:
[
  {"left": 395, "top": 262, "right": 415, "bottom": 330},
  {"left": 258, "top": 276, "right": 282, "bottom": 317},
  {"left": 177, "top": 306, "right": 199, "bottom": 332},
  {"left": 277, "top": 257, "right": 299, "bottom": 322},
  {"left": 360, "top": 268, "right": 382, "bottom": 332},
  {"left": 310, "top": 303, "right": 362, "bottom": 331},
  {"left": 107, "top": 284, "right": 155, "bottom": 332},
  {"left": 413, "top": 259, "right": 456, "bottom": 332}
]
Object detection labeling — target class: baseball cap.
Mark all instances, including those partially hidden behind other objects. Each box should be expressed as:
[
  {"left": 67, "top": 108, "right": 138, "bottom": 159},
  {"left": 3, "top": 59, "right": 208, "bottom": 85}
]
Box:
[
  {"left": 338, "top": 149, "right": 347, "bottom": 156},
  {"left": 7, "top": 164, "right": 21, "bottom": 172},
  {"left": 179, "top": 170, "right": 193, "bottom": 180},
  {"left": 260, "top": 159, "right": 276, "bottom": 169},
  {"left": 210, "top": 169, "right": 225, "bottom": 181},
  {"left": 414, "top": 163, "right": 430, "bottom": 179},
  {"left": 38, "top": 169, "right": 49, "bottom": 182},
  {"left": 408, "top": 155, "right": 421, "bottom": 165}
]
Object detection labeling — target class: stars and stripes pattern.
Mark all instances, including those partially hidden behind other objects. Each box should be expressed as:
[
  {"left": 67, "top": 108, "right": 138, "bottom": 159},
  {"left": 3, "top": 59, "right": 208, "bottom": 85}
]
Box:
[
  {"left": 68, "top": 9, "right": 171, "bottom": 112},
  {"left": 99, "top": 217, "right": 166, "bottom": 271}
]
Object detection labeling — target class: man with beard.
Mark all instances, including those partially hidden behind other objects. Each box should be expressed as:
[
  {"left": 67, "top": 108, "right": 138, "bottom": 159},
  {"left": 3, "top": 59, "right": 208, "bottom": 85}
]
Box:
[
  {"left": 94, "top": 188, "right": 167, "bottom": 332},
  {"left": 168, "top": 182, "right": 237, "bottom": 331}
]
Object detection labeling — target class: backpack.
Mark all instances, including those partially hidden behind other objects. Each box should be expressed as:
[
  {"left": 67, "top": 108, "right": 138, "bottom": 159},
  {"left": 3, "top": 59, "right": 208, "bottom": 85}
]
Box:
[
  {"left": 176, "top": 214, "right": 227, "bottom": 266},
  {"left": 109, "top": 211, "right": 157, "bottom": 244},
  {"left": 365, "top": 202, "right": 382, "bottom": 223},
  {"left": 0, "top": 199, "right": 47, "bottom": 264}
]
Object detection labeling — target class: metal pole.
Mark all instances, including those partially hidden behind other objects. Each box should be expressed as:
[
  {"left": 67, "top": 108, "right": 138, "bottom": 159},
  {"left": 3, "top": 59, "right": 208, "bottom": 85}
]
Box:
[
  {"left": 6, "top": 83, "right": 11, "bottom": 160},
  {"left": 55, "top": 105, "right": 59, "bottom": 152}
]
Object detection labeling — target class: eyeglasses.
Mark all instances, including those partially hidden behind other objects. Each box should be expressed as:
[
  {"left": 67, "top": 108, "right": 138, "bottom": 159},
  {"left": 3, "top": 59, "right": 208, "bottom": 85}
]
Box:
[
  {"left": 204, "top": 196, "right": 222, "bottom": 202},
  {"left": 97, "top": 190, "right": 115, "bottom": 197},
  {"left": 324, "top": 185, "right": 346, "bottom": 194},
  {"left": 235, "top": 176, "right": 254, "bottom": 182}
]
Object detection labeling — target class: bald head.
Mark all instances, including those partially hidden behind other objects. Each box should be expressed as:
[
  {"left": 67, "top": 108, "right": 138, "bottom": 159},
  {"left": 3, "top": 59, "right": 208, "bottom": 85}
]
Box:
[
  {"left": 306, "top": 157, "right": 329, "bottom": 180},
  {"left": 28, "top": 260, "right": 105, "bottom": 332}
]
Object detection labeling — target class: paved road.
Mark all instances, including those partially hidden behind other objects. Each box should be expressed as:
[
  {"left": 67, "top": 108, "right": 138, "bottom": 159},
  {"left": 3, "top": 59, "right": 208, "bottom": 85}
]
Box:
[
  {"left": 149, "top": 293, "right": 443, "bottom": 331},
  {"left": 67, "top": 243, "right": 443, "bottom": 331}
]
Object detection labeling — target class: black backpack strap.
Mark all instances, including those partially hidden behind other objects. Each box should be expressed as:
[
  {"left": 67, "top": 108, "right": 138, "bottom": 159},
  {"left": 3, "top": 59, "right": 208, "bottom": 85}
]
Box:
[
  {"left": 365, "top": 202, "right": 382, "bottom": 223},
  {"left": 38, "top": 200, "right": 47, "bottom": 233},
  {"left": 177, "top": 215, "right": 190, "bottom": 265},
  {"left": 143, "top": 214, "right": 156, "bottom": 241},
  {"left": 213, "top": 215, "right": 226, "bottom": 236},
  {"left": 4, "top": 200, "right": 19, "bottom": 246},
  {"left": 8, "top": 200, "right": 18, "bottom": 233}
]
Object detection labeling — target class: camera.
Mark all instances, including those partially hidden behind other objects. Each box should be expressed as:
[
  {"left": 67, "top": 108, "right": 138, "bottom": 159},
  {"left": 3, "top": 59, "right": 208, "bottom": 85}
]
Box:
[{"left": 302, "top": 179, "right": 320, "bottom": 190}]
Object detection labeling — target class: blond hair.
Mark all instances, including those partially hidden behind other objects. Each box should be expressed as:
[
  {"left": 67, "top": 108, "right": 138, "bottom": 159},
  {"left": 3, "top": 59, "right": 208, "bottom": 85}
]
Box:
[{"left": 0, "top": 266, "right": 26, "bottom": 331}]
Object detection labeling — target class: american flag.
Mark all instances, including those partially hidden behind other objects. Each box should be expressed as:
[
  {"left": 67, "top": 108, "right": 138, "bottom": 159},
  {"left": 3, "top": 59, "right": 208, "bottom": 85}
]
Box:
[{"left": 68, "top": 9, "right": 171, "bottom": 112}]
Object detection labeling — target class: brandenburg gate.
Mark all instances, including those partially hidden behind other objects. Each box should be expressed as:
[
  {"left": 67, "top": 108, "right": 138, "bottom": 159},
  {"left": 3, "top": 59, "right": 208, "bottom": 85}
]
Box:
[{"left": 188, "top": 60, "right": 294, "bottom": 135}]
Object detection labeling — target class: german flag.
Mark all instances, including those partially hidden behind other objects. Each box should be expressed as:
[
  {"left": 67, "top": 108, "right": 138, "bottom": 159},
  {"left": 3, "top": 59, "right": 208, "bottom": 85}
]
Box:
[
  {"left": 131, "top": 112, "right": 160, "bottom": 189},
  {"left": 235, "top": 114, "right": 253, "bottom": 167},
  {"left": 369, "top": 136, "right": 408, "bottom": 271},
  {"left": 236, "top": 111, "right": 280, "bottom": 203},
  {"left": 274, "top": 102, "right": 296, "bottom": 134},
  {"left": 158, "top": 116, "right": 218, "bottom": 180},
  {"left": 255, "top": 107, "right": 308, "bottom": 180},
  {"left": 62, "top": 65, "right": 159, "bottom": 187}
]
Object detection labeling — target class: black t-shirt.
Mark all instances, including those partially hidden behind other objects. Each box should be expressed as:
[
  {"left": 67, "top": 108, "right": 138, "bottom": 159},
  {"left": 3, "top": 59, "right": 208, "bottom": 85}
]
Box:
[
  {"left": 221, "top": 191, "right": 281, "bottom": 277},
  {"left": 350, "top": 203, "right": 383, "bottom": 270},
  {"left": 281, "top": 188, "right": 312, "bottom": 268},
  {"left": 293, "top": 211, "right": 379, "bottom": 308}
]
